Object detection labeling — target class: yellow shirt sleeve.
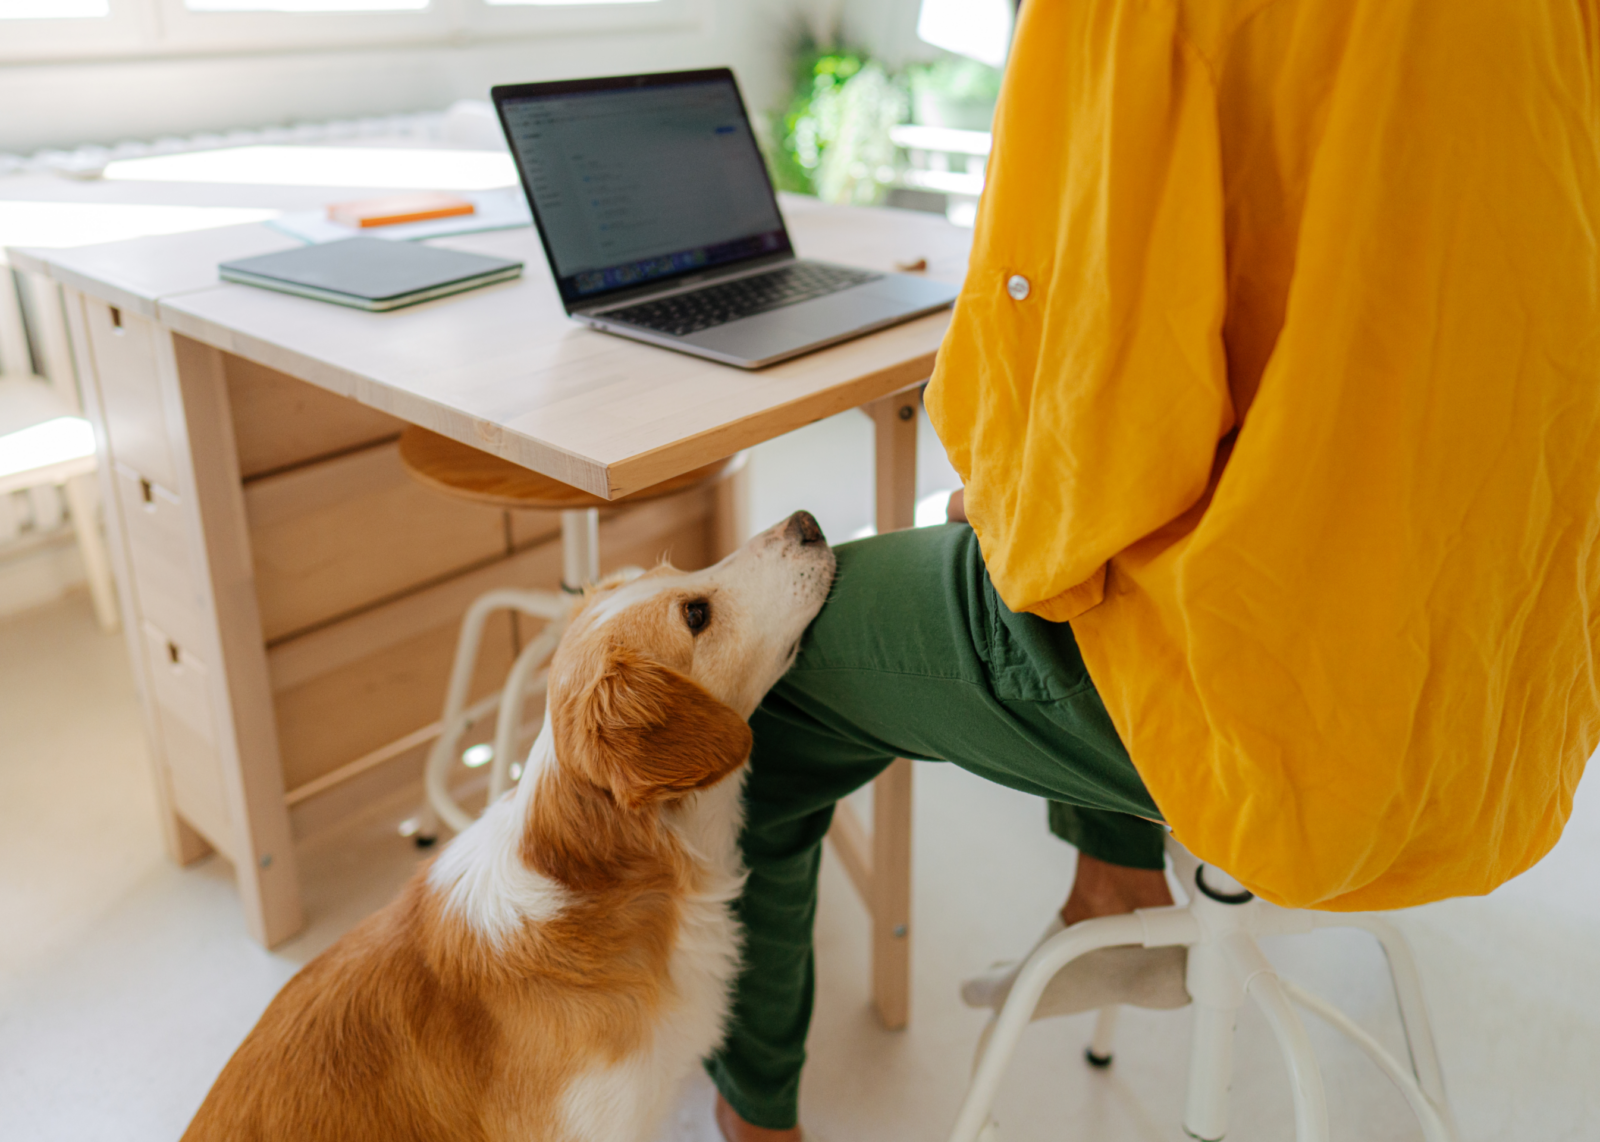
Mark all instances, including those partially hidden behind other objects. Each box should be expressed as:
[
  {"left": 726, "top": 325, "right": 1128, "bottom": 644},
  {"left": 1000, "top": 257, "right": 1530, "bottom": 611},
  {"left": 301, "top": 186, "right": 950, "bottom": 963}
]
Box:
[
  {"left": 928, "top": 0, "right": 1234, "bottom": 624},
  {"left": 927, "top": 0, "right": 1600, "bottom": 909}
]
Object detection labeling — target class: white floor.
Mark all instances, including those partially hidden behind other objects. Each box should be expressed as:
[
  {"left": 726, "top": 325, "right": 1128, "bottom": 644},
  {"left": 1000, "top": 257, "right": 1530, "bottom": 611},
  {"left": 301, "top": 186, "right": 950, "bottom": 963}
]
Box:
[{"left": 3, "top": 412, "right": 1598, "bottom": 1142}]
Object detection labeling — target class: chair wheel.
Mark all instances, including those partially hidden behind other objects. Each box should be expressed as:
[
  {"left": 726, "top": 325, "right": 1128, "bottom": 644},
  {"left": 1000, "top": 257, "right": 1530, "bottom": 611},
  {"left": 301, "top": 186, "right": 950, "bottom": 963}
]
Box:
[
  {"left": 1085, "top": 1047, "right": 1114, "bottom": 1069},
  {"left": 413, "top": 834, "right": 438, "bottom": 849}
]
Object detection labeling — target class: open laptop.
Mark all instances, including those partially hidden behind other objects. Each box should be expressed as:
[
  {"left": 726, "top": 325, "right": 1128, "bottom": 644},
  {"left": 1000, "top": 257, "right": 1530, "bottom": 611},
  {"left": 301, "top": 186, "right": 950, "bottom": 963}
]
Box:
[{"left": 492, "top": 68, "right": 960, "bottom": 369}]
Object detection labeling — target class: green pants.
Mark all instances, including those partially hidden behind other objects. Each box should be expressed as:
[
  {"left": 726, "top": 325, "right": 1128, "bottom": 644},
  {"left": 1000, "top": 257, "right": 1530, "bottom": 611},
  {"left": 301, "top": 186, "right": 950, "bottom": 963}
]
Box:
[{"left": 705, "top": 525, "right": 1165, "bottom": 1130}]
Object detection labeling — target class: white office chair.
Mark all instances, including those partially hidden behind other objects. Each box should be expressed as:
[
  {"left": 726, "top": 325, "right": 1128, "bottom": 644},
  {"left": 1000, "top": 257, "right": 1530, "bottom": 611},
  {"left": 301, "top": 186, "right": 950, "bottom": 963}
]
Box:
[
  {"left": 0, "top": 374, "right": 118, "bottom": 632},
  {"left": 951, "top": 837, "right": 1457, "bottom": 1142}
]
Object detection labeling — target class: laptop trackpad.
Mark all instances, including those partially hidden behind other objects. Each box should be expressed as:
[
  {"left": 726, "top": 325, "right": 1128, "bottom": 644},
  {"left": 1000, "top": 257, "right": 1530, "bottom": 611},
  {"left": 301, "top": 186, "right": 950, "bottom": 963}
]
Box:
[{"left": 687, "top": 289, "right": 913, "bottom": 361}]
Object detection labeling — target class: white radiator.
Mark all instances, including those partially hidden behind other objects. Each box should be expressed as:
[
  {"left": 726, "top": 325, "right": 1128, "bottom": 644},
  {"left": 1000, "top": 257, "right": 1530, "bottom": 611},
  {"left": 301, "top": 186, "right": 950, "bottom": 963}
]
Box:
[{"left": 0, "top": 266, "right": 83, "bottom": 631}]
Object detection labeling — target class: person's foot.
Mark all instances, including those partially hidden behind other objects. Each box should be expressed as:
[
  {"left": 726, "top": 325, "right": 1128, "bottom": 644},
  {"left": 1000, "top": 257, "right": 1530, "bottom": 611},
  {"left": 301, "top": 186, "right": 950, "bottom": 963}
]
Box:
[
  {"left": 1059, "top": 852, "right": 1174, "bottom": 926},
  {"left": 960, "top": 853, "right": 1188, "bottom": 1017},
  {"left": 715, "top": 1092, "right": 802, "bottom": 1142}
]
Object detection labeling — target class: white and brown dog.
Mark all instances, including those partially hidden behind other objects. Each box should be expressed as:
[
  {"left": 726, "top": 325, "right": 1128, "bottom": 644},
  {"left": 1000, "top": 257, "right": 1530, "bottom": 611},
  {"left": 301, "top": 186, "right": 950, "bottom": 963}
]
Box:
[{"left": 183, "top": 510, "right": 834, "bottom": 1142}]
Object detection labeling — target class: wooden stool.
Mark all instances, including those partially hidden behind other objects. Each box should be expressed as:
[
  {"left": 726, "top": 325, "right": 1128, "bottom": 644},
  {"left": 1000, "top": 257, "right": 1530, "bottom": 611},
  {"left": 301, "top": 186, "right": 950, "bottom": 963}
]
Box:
[{"left": 397, "top": 426, "right": 744, "bottom": 840}]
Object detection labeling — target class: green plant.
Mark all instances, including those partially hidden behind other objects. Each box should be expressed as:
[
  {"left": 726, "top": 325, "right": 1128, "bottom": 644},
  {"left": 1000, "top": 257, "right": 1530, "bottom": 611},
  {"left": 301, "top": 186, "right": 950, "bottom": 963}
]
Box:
[{"left": 767, "top": 41, "right": 908, "bottom": 205}]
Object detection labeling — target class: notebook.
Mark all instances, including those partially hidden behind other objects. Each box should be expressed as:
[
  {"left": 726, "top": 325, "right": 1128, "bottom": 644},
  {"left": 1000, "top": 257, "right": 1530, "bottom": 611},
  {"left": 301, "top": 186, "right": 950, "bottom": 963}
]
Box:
[{"left": 218, "top": 238, "right": 523, "bottom": 311}]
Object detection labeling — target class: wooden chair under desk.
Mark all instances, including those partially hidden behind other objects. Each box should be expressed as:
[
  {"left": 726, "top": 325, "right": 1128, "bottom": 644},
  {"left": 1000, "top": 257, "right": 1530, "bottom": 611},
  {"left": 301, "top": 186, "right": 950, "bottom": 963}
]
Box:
[{"left": 395, "top": 424, "right": 744, "bottom": 841}]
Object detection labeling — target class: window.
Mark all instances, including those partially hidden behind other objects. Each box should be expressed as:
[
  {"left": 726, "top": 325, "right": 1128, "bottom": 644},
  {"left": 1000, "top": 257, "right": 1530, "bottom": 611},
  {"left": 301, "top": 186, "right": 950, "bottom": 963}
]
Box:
[
  {"left": 0, "top": 0, "right": 109, "bottom": 16},
  {"left": 916, "top": 0, "right": 1013, "bottom": 69},
  {"left": 0, "top": 0, "right": 688, "bottom": 62},
  {"left": 0, "top": 0, "right": 147, "bottom": 59},
  {"left": 180, "top": 0, "right": 428, "bottom": 11},
  {"left": 483, "top": 0, "right": 659, "bottom": 5}
]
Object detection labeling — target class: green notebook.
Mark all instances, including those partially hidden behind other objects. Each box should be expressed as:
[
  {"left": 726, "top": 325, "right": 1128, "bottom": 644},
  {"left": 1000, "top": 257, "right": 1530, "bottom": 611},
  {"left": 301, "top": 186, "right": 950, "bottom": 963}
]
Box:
[{"left": 219, "top": 237, "right": 523, "bottom": 311}]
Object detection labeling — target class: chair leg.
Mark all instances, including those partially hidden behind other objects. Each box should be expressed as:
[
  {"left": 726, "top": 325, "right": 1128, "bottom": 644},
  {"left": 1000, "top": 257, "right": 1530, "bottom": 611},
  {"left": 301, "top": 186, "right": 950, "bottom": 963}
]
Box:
[
  {"left": 1085, "top": 1006, "right": 1119, "bottom": 1068},
  {"left": 561, "top": 508, "right": 600, "bottom": 590},
  {"left": 419, "top": 589, "right": 569, "bottom": 839},
  {"left": 1183, "top": 995, "right": 1240, "bottom": 1141},
  {"left": 1249, "top": 972, "right": 1331, "bottom": 1142},
  {"left": 420, "top": 595, "right": 503, "bottom": 838},
  {"left": 488, "top": 619, "right": 565, "bottom": 801},
  {"left": 947, "top": 913, "right": 1151, "bottom": 1142},
  {"left": 1229, "top": 934, "right": 1330, "bottom": 1142},
  {"left": 1181, "top": 926, "right": 1249, "bottom": 1142},
  {"left": 62, "top": 474, "right": 119, "bottom": 633},
  {"left": 1323, "top": 914, "right": 1452, "bottom": 1127},
  {"left": 1284, "top": 981, "right": 1456, "bottom": 1142}
]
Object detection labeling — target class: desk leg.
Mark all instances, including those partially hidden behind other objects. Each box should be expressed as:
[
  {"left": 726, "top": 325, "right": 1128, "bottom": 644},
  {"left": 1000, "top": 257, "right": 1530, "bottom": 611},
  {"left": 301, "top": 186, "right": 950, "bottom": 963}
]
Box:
[
  {"left": 168, "top": 335, "right": 304, "bottom": 947},
  {"left": 869, "top": 388, "right": 919, "bottom": 535},
  {"left": 860, "top": 387, "right": 921, "bottom": 1030}
]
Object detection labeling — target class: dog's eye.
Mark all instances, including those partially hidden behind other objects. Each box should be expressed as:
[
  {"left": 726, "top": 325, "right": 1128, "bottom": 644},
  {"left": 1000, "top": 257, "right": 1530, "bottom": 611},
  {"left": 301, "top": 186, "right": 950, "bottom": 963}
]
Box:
[{"left": 682, "top": 600, "right": 710, "bottom": 634}]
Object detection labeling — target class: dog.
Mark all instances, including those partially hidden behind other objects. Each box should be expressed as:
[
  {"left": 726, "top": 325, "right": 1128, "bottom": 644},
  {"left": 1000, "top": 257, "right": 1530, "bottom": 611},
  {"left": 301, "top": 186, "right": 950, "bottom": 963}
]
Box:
[{"left": 182, "top": 510, "right": 834, "bottom": 1142}]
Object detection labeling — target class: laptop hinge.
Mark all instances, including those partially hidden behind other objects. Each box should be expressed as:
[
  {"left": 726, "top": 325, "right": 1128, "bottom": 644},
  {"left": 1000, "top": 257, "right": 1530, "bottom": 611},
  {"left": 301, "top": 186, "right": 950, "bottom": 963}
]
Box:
[{"left": 573, "top": 253, "right": 798, "bottom": 316}]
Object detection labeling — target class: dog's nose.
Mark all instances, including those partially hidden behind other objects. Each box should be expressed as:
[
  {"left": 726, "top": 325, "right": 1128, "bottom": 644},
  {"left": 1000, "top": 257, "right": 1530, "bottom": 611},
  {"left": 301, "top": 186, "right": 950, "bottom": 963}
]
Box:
[{"left": 785, "top": 510, "right": 825, "bottom": 545}]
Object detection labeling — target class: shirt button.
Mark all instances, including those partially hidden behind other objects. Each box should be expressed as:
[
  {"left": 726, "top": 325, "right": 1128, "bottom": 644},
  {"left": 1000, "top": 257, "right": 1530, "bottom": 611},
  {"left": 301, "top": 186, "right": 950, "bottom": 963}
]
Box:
[{"left": 1006, "top": 274, "right": 1031, "bottom": 301}]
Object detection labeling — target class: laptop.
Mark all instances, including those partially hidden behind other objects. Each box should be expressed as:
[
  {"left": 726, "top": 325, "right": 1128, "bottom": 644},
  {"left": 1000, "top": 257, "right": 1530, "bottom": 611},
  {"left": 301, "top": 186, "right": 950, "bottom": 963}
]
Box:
[{"left": 492, "top": 68, "right": 960, "bottom": 369}]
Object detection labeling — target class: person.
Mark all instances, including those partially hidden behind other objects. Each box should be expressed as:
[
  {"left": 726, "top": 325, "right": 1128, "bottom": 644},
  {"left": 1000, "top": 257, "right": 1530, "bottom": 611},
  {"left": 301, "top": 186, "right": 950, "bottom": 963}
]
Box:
[{"left": 712, "top": 1, "right": 1600, "bottom": 1138}]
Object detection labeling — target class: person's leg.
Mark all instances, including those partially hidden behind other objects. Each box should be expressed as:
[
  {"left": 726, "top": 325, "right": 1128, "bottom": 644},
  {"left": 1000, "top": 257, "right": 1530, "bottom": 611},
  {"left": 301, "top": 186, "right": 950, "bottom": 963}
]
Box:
[
  {"left": 709, "top": 525, "right": 1169, "bottom": 1138},
  {"left": 950, "top": 484, "right": 1174, "bottom": 921},
  {"left": 705, "top": 686, "right": 903, "bottom": 1134}
]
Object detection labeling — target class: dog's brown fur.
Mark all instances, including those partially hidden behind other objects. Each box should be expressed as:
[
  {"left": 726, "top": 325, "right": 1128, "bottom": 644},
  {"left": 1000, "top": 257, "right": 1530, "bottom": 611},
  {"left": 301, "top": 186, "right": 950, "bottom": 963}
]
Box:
[{"left": 182, "top": 579, "right": 757, "bottom": 1142}]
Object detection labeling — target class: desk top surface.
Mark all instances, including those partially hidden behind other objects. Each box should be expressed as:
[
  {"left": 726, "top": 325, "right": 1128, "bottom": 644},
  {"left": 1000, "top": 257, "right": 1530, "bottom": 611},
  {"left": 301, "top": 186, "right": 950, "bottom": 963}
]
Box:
[{"left": 14, "top": 196, "right": 972, "bottom": 497}]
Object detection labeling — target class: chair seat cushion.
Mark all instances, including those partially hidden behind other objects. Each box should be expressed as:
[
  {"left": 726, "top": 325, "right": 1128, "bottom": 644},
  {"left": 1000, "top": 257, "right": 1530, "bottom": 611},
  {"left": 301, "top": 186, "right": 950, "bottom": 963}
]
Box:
[{"left": 397, "top": 425, "right": 739, "bottom": 510}]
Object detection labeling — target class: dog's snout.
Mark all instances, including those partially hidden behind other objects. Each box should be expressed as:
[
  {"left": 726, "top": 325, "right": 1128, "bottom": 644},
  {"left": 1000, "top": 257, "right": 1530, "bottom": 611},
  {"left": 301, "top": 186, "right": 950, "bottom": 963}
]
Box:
[{"left": 785, "top": 510, "right": 825, "bottom": 546}]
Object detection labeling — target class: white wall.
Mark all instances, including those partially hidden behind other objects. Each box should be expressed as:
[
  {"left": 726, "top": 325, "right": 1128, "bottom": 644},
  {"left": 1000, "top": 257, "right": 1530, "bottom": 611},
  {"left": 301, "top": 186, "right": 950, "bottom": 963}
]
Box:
[
  {"left": 0, "top": 0, "right": 806, "bottom": 155},
  {"left": 835, "top": 0, "right": 936, "bottom": 68}
]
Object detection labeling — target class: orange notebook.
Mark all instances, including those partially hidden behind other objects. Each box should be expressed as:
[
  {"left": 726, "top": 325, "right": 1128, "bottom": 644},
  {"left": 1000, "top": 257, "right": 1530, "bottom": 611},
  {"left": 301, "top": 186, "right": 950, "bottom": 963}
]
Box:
[{"left": 327, "top": 192, "right": 476, "bottom": 229}]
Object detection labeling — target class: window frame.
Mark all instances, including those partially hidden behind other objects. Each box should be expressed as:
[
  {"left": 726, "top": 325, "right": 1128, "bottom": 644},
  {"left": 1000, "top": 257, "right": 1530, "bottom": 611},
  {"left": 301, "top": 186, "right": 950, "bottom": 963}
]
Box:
[
  {"left": 0, "top": 0, "right": 151, "bottom": 61},
  {"left": 461, "top": 0, "right": 693, "bottom": 41},
  {"left": 151, "top": 0, "right": 456, "bottom": 55},
  {"left": 0, "top": 0, "right": 697, "bottom": 65}
]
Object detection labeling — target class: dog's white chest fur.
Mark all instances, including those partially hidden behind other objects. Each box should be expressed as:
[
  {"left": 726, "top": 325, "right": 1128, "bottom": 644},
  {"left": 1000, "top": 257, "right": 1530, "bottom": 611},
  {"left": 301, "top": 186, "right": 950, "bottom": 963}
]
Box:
[
  {"left": 430, "top": 724, "right": 749, "bottom": 1142},
  {"left": 558, "top": 771, "right": 748, "bottom": 1142}
]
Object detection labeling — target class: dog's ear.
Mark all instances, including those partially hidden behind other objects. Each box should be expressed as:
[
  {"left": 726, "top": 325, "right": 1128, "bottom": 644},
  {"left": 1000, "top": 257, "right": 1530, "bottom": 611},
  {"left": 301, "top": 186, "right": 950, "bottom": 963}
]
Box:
[{"left": 553, "top": 644, "right": 753, "bottom": 809}]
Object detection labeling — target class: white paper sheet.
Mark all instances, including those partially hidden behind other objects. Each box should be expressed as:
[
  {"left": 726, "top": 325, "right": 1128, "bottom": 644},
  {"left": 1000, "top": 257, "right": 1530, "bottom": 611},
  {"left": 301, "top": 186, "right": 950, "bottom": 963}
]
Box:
[{"left": 268, "top": 187, "right": 531, "bottom": 244}]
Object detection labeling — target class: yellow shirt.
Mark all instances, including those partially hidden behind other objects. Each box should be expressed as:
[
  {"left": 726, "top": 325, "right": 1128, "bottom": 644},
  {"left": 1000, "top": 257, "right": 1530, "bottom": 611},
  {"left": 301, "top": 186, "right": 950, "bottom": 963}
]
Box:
[{"left": 926, "top": 0, "right": 1600, "bottom": 910}]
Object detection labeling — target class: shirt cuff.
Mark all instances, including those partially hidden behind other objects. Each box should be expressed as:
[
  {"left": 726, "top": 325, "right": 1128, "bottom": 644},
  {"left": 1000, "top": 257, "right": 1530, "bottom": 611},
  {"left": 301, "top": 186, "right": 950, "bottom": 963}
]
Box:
[{"left": 1027, "top": 564, "right": 1107, "bottom": 623}]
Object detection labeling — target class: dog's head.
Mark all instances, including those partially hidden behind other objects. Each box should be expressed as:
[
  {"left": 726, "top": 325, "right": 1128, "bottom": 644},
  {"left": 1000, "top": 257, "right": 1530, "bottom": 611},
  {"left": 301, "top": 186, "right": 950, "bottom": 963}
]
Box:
[{"left": 546, "top": 511, "right": 834, "bottom": 810}]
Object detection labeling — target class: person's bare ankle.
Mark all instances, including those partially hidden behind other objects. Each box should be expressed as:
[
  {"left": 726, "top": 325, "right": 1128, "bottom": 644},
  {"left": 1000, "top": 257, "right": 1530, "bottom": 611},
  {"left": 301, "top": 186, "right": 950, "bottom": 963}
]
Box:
[
  {"left": 714, "top": 1092, "right": 802, "bottom": 1142},
  {"left": 1059, "top": 853, "right": 1174, "bottom": 928}
]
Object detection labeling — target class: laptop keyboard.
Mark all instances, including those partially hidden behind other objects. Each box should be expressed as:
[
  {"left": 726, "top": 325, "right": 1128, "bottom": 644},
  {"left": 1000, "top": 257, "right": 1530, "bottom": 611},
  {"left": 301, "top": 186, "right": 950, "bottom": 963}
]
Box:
[{"left": 605, "top": 263, "right": 882, "bottom": 338}]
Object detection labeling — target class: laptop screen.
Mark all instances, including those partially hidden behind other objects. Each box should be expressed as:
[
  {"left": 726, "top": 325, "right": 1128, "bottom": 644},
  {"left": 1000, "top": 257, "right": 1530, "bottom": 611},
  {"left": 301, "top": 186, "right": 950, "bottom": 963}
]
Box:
[{"left": 496, "top": 71, "right": 790, "bottom": 306}]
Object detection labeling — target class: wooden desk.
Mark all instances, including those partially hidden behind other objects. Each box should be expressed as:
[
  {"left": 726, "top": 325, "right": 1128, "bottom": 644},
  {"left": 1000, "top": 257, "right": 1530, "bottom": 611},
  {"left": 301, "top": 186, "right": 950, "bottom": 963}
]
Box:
[{"left": 10, "top": 197, "right": 971, "bottom": 1029}]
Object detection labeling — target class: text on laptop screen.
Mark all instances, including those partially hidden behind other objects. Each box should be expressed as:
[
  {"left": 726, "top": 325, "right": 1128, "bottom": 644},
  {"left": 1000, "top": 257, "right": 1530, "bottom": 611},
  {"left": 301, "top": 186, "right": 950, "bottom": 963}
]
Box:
[{"left": 500, "top": 78, "right": 788, "bottom": 303}]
